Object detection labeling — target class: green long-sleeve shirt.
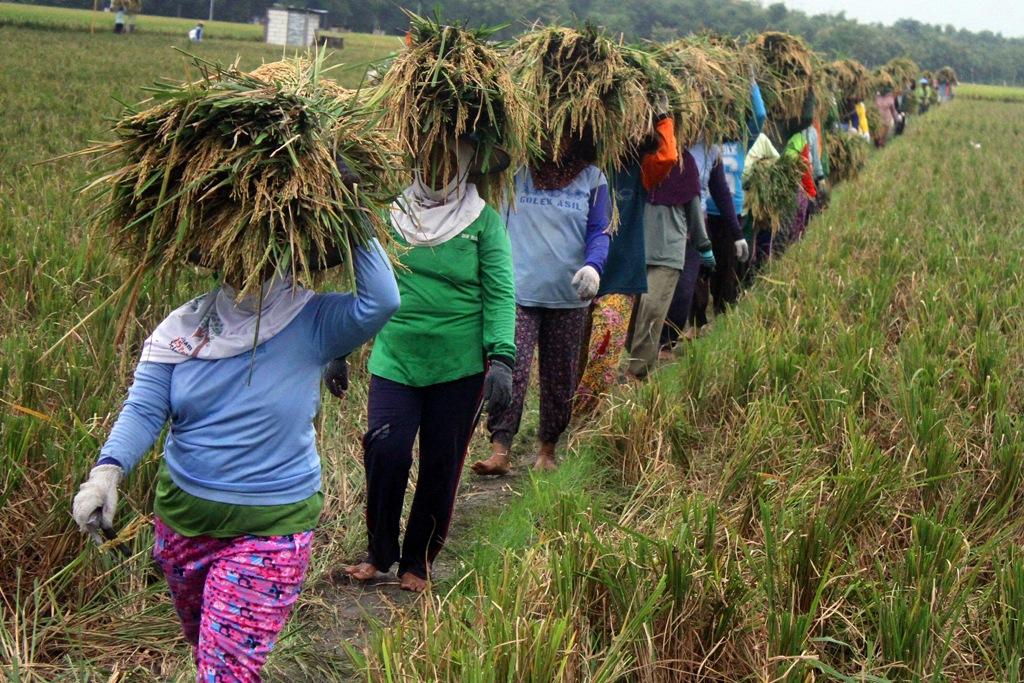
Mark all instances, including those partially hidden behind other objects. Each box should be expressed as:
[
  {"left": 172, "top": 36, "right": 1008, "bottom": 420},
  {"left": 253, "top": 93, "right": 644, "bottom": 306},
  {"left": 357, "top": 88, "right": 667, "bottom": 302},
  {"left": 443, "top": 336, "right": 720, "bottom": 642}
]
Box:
[{"left": 369, "top": 206, "right": 516, "bottom": 387}]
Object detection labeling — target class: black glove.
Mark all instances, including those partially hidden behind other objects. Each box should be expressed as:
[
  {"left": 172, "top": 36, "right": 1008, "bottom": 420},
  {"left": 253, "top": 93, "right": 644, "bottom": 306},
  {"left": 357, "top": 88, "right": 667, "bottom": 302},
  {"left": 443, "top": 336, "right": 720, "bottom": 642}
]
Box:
[
  {"left": 335, "top": 154, "right": 362, "bottom": 190},
  {"left": 482, "top": 359, "right": 513, "bottom": 415},
  {"left": 324, "top": 357, "right": 349, "bottom": 398}
]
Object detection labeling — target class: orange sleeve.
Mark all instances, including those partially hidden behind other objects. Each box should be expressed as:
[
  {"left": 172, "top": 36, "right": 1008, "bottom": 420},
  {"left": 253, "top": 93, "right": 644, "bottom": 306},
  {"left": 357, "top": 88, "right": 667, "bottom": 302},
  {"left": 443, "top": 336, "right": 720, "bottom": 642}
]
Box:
[
  {"left": 640, "top": 117, "right": 679, "bottom": 192},
  {"left": 801, "top": 145, "right": 817, "bottom": 198},
  {"left": 813, "top": 119, "right": 823, "bottom": 157}
]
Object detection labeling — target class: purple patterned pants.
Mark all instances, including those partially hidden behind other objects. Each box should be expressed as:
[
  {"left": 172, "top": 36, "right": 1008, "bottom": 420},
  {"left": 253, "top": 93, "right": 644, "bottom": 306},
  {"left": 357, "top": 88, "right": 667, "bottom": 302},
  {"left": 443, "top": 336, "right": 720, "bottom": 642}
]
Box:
[
  {"left": 152, "top": 517, "right": 313, "bottom": 683},
  {"left": 488, "top": 305, "right": 589, "bottom": 448}
]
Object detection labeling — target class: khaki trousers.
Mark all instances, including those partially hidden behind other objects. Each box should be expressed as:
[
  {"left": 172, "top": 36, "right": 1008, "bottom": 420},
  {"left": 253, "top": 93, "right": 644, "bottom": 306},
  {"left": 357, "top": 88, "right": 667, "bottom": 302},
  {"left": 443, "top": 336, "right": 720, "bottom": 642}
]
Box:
[{"left": 627, "top": 265, "right": 681, "bottom": 377}]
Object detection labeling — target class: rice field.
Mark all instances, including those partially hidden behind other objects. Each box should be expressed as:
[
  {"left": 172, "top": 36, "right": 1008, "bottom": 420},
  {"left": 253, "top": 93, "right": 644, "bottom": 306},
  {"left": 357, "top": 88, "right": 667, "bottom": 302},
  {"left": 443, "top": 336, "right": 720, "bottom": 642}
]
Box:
[
  {"left": 958, "top": 82, "right": 1024, "bottom": 103},
  {"left": 354, "top": 96, "right": 1024, "bottom": 681},
  {"left": 0, "top": 1, "right": 264, "bottom": 39},
  {"left": 3, "top": 9, "right": 1024, "bottom": 683}
]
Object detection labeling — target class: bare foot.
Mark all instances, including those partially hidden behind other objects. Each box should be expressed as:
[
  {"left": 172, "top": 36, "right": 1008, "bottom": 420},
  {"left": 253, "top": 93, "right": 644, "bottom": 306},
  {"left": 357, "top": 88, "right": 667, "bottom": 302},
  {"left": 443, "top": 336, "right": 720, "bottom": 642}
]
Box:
[
  {"left": 533, "top": 442, "right": 558, "bottom": 472},
  {"left": 398, "top": 572, "right": 428, "bottom": 592},
  {"left": 343, "top": 562, "right": 386, "bottom": 582},
  {"left": 471, "top": 444, "right": 510, "bottom": 476}
]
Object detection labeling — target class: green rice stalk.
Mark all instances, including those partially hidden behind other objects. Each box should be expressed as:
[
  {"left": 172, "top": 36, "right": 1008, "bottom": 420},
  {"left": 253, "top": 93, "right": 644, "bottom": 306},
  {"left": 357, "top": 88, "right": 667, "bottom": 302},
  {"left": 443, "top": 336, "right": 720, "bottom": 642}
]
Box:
[
  {"left": 378, "top": 10, "right": 531, "bottom": 205},
  {"left": 510, "top": 23, "right": 653, "bottom": 171},
  {"left": 70, "top": 52, "right": 402, "bottom": 304},
  {"left": 743, "top": 153, "right": 806, "bottom": 235}
]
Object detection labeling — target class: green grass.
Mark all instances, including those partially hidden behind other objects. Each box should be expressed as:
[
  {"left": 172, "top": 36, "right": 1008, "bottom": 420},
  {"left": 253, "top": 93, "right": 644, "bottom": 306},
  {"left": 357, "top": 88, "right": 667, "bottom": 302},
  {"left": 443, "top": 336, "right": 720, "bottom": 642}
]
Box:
[
  {"left": 352, "top": 100, "right": 1024, "bottom": 681},
  {"left": 0, "top": 1, "right": 264, "bottom": 39},
  {"left": 958, "top": 82, "right": 1024, "bottom": 102},
  {"left": 0, "top": 2, "right": 403, "bottom": 57}
]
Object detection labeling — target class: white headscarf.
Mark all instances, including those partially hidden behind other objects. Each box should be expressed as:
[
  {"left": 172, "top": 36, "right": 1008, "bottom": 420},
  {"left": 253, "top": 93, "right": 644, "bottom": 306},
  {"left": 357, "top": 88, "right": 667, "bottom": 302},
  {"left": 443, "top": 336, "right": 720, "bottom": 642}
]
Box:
[
  {"left": 391, "top": 139, "right": 486, "bottom": 247},
  {"left": 140, "top": 276, "right": 314, "bottom": 364}
]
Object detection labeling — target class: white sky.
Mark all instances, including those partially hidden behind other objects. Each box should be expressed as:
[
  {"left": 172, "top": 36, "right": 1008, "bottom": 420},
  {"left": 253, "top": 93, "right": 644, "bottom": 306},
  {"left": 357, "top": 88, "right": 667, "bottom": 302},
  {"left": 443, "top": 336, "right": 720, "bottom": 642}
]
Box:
[{"left": 781, "top": 0, "right": 1024, "bottom": 39}]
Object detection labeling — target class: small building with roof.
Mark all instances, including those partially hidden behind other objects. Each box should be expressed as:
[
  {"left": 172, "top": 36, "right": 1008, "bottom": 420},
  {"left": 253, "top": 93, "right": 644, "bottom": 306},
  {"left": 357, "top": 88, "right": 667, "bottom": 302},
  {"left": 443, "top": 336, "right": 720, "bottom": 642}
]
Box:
[{"left": 265, "top": 5, "right": 327, "bottom": 47}]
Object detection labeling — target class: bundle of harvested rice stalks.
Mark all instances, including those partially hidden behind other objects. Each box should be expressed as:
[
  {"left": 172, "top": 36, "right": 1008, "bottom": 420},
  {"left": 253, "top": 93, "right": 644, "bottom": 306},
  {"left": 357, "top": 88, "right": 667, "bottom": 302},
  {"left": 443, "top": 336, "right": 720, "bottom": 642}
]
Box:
[
  {"left": 872, "top": 66, "right": 898, "bottom": 94},
  {"left": 825, "top": 130, "right": 870, "bottom": 185},
  {"left": 620, "top": 45, "right": 693, "bottom": 149},
  {"left": 883, "top": 57, "right": 920, "bottom": 91},
  {"left": 864, "top": 97, "right": 884, "bottom": 142},
  {"left": 72, "top": 53, "right": 401, "bottom": 303},
  {"left": 377, "top": 10, "right": 530, "bottom": 205},
  {"left": 511, "top": 23, "right": 653, "bottom": 171},
  {"left": 659, "top": 35, "right": 755, "bottom": 145},
  {"left": 922, "top": 71, "right": 939, "bottom": 105},
  {"left": 826, "top": 58, "right": 872, "bottom": 107},
  {"left": 743, "top": 153, "right": 807, "bottom": 235},
  {"left": 937, "top": 66, "right": 958, "bottom": 84},
  {"left": 747, "top": 32, "right": 818, "bottom": 126},
  {"left": 903, "top": 87, "right": 920, "bottom": 115},
  {"left": 112, "top": 0, "right": 141, "bottom": 11}
]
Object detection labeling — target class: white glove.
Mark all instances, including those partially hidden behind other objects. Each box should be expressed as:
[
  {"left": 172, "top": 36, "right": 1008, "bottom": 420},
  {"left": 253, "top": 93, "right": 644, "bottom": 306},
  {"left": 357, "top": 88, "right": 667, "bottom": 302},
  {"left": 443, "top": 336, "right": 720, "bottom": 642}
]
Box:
[
  {"left": 734, "top": 239, "right": 750, "bottom": 263},
  {"left": 72, "top": 464, "right": 123, "bottom": 545},
  {"left": 571, "top": 265, "right": 600, "bottom": 300}
]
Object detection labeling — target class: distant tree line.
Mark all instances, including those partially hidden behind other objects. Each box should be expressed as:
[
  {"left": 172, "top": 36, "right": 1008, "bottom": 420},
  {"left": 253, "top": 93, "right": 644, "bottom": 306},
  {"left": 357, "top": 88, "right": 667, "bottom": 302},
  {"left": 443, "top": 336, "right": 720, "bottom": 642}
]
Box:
[{"left": 17, "top": 0, "right": 1024, "bottom": 84}]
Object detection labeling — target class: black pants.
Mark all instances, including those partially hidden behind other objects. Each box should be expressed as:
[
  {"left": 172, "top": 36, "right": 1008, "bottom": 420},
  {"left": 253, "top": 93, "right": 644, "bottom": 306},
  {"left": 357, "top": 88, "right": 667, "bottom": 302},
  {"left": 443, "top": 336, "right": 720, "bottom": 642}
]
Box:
[
  {"left": 708, "top": 213, "right": 742, "bottom": 314},
  {"left": 363, "top": 373, "right": 484, "bottom": 579},
  {"left": 661, "top": 243, "right": 701, "bottom": 347}
]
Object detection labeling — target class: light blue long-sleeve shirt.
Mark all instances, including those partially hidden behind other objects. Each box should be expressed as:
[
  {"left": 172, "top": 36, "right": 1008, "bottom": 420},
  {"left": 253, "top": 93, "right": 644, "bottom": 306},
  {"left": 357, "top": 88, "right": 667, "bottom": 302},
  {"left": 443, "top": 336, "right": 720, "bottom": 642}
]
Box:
[
  {"left": 806, "top": 125, "right": 824, "bottom": 179},
  {"left": 98, "top": 242, "right": 399, "bottom": 506},
  {"left": 505, "top": 166, "right": 612, "bottom": 309},
  {"left": 708, "top": 81, "right": 768, "bottom": 217},
  {"left": 748, "top": 81, "right": 767, "bottom": 143}
]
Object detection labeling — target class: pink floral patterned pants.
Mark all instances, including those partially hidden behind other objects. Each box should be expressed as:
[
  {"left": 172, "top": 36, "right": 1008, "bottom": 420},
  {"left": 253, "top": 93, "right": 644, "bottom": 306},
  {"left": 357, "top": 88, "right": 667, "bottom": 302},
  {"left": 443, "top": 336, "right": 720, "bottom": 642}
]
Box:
[
  {"left": 152, "top": 517, "right": 313, "bottom": 682},
  {"left": 575, "top": 294, "right": 634, "bottom": 414}
]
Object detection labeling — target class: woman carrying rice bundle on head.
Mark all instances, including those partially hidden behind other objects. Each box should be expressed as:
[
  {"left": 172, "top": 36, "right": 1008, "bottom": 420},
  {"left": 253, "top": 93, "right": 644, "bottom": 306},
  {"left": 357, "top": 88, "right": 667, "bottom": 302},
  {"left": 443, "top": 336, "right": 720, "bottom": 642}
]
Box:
[
  {"left": 474, "top": 125, "right": 611, "bottom": 473},
  {"left": 71, "top": 58, "right": 401, "bottom": 680},
  {"left": 689, "top": 78, "right": 766, "bottom": 329},
  {"left": 340, "top": 14, "right": 520, "bottom": 592},
  {"left": 573, "top": 125, "right": 654, "bottom": 413},
  {"left": 341, "top": 137, "right": 517, "bottom": 592},
  {"left": 474, "top": 26, "right": 641, "bottom": 473},
  {"left": 575, "top": 45, "right": 695, "bottom": 405},
  {"left": 640, "top": 144, "right": 715, "bottom": 361},
  {"left": 73, "top": 239, "right": 398, "bottom": 678},
  {"left": 775, "top": 89, "right": 818, "bottom": 246}
]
